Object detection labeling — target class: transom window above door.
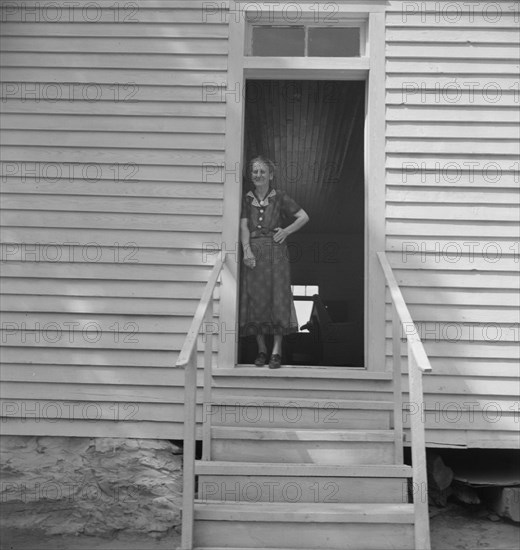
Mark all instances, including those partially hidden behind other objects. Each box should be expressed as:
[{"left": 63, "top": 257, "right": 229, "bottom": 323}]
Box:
[{"left": 250, "top": 25, "right": 362, "bottom": 57}]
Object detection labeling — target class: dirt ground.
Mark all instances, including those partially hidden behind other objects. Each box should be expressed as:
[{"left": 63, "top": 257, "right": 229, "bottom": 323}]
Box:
[
  {"left": 429, "top": 502, "right": 519, "bottom": 550},
  {"left": 2, "top": 503, "right": 519, "bottom": 550}
]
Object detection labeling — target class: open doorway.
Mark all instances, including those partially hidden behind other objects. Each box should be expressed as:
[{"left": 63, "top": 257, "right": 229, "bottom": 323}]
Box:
[{"left": 239, "top": 80, "right": 365, "bottom": 367}]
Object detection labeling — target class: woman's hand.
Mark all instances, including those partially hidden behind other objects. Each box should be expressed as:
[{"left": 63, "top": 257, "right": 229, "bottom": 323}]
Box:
[
  {"left": 243, "top": 246, "right": 256, "bottom": 269},
  {"left": 273, "top": 210, "right": 309, "bottom": 243},
  {"left": 273, "top": 227, "right": 289, "bottom": 243}
]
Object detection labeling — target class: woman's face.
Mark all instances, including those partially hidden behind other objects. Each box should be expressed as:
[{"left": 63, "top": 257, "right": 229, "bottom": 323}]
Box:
[{"left": 251, "top": 161, "right": 272, "bottom": 188}]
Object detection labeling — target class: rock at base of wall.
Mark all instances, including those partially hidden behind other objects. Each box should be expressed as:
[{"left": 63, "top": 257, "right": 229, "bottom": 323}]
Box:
[
  {"left": 488, "top": 487, "right": 520, "bottom": 523},
  {"left": 0, "top": 436, "right": 183, "bottom": 538},
  {"left": 427, "top": 451, "right": 453, "bottom": 506}
]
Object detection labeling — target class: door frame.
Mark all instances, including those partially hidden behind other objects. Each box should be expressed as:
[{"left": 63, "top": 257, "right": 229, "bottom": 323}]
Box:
[{"left": 218, "top": 1, "right": 386, "bottom": 371}]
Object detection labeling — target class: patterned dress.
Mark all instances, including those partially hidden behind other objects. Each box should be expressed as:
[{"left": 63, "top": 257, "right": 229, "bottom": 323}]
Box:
[{"left": 239, "top": 187, "right": 301, "bottom": 336}]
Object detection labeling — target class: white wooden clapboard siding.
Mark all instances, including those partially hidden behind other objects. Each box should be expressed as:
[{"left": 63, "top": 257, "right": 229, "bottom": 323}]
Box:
[
  {"left": 386, "top": 0, "right": 520, "bottom": 447},
  {"left": 0, "top": 0, "right": 228, "bottom": 438},
  {"left": 1, "top": 0, "right": 519, "bottom": 447}
]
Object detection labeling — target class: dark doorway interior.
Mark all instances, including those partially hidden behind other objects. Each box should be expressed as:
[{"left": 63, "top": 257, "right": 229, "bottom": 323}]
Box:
[{"left": 240, "top": 80, "right": 365, "bottom": 367}]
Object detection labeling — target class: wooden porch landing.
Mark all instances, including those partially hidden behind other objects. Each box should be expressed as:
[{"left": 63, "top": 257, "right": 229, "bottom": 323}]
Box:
[
  {"left": 216, "top": 365, "right": 388, "bottom": 377},
  {"left": 192, "top": 366, "right": 415, "bottom": 550}
]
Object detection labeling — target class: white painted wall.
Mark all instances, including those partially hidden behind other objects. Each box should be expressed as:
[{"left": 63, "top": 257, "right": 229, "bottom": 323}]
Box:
[{"left": 1, "top": 0, "right": 518, "bottom": 446}]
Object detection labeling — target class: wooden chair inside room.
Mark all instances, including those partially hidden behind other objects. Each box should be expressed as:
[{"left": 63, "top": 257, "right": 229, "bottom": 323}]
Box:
[{"left": 301, "top": 295, "right": 364, "bottom": 367}]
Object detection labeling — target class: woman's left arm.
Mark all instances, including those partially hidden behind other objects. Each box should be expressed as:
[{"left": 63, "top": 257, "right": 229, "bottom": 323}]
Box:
[{"left": 273, "top": 209, "right": 309, "bottom": 243}]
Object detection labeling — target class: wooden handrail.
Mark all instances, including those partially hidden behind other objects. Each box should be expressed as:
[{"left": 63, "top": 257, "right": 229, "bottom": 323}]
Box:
[
  {"left": 377, "top": 252, "right": 431, "bottom": 374},
  {"left": 377, "top": 251, "right": 432, "bottom": 550},
  {"left": 176, "top": 255, "right": 225, "bottom": 368},
  {"left": 175, "top": 252, "right": 226, "bottom": 550}
]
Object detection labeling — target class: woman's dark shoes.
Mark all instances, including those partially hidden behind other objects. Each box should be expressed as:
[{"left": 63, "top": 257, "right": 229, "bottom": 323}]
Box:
[
  {"left": 254, "top": 352, "right": 267, "bottom": 367},
  {"left": 268, "top": 353, "right": 282, "bottom": 369}
]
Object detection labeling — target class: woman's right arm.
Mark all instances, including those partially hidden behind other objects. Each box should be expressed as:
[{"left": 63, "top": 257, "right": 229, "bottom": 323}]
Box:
[{"left": 240, "top": 218, "right": 256, "bottom": 268}]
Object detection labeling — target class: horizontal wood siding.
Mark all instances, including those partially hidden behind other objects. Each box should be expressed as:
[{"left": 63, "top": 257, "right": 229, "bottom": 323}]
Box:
[
  {"left": 0, "top": 0, "right": 229, "bottom": 438},
  {"left": 1, "top": 0, "right": 518, "bottom": 449},
  {"left": 385, "top": 0, "right": 520, "bottom": 448}
]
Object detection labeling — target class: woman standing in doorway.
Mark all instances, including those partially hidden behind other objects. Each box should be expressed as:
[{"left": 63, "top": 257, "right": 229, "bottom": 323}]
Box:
[{"left": 239, "top": 156, "right": 309, "bottom": 369}]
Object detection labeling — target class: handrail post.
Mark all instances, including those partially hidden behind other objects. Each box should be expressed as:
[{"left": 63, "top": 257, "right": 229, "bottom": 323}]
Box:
[
  {"left": 408, "top": 344, "right": 431, "bottom": 550},
  {"left": 180, "top": 349, "right": 197, "bottom": 550},
  {"left": 202, "top": 300, "right": 214, "bottom": 461},
  {"left": 378, "top": 252, "right": 431, "bottom": 550},
  {"left": 176, "top": 255, "right": 225, "bottom": 550},
  {"left": 392, "top": 303, "right": 404, "bottom": 464}
]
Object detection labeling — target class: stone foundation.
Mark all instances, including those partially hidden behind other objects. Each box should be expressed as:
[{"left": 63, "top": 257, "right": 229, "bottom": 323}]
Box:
[{"left": 0, "top": 436, "right": 183, "bottom": 538}]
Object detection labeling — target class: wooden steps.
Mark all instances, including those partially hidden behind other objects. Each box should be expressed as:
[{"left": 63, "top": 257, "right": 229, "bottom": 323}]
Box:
[
  {"left": 196, "top": 461, "right": 412, "bottom": 476},
  {"left": 211, "top": 426, "right": 396, "bottom": 464},
  {"left": 211, "top": 367, "right": 394, "bottom": 401},
  {"left": 193, "top": 501, "right": 415, "bottom": 549},
  {"left": 210, "top": 396, "right": 394, "bottom": 409},
  {"left": 189, "top": 367, "right": 417, "bottom": 549},
  {"left": 178, "top": 255, "right": 433, "bottom": 549},
  {"left": 208, "top": 396, "right": 393, "bottom": 429},
  {"left": 196, "top": 461, "right": 412, "bottom": 503},
  {"left": 195, "top": 501, "right": 414, "bottom": 521}
]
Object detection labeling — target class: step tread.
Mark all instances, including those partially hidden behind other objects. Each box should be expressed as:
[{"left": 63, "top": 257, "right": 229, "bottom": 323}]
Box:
[
  {"left": 195, "top": 460, "right": 412, "bottom": 477},
  {"left": 209, "top": 396, "right": 394, "bottom": 409},
  {"left": 194, "top": 501, "right": 414, "bottom": 523},
  {"left": 214, "top": 367, "right": 392, "bottom": 380},
  {"left": 212, "top": 426, "right": 395, "bottom": 441}
]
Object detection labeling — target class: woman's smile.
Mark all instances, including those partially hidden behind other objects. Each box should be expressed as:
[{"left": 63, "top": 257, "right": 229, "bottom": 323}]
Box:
[{"left": 251, "top": 161, "right": 272, "bottom": 188}]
